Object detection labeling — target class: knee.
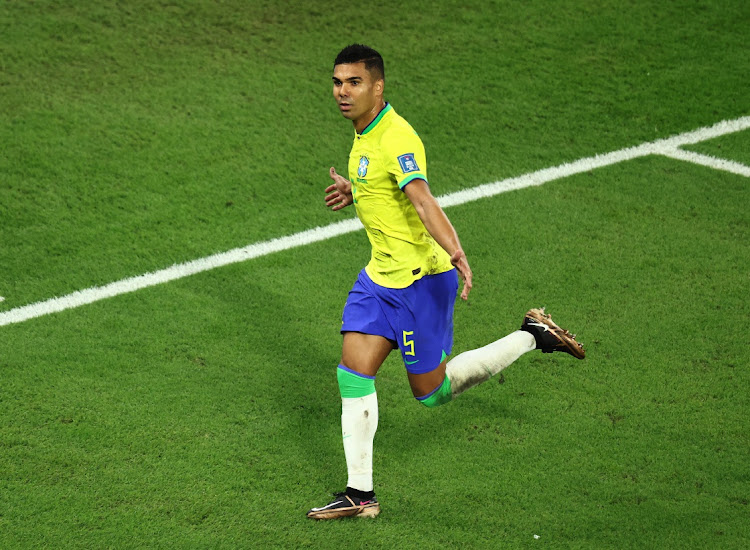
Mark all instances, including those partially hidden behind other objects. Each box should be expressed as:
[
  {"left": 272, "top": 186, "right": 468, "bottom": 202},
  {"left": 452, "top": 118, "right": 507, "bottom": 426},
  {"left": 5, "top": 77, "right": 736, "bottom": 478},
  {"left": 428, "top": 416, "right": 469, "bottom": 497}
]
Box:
[
  {"left": 416, "top": 377, "right": 453, "bottom": 408},
  {"left": 418, "top": 395, "right": 447, "bottom": 408}
]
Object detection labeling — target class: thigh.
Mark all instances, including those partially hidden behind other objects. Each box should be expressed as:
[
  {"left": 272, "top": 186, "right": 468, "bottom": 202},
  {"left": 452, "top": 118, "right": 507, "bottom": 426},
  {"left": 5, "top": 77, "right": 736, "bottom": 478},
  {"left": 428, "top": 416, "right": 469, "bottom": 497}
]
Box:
[
  {"left": 341, "top": 269, "right": 398, "bottom": 342},
  {"left": 396, "top": 270, "right": 458, "bottom": 376},
  {"left": 341, "top": 331, "right": 394, "bottom": 377}
]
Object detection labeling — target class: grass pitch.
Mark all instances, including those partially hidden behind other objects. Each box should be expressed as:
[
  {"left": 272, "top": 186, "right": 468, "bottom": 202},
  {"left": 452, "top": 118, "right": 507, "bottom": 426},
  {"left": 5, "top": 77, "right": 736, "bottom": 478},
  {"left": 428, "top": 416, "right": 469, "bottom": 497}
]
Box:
[{"left": 1, "top": 1, "right": 748, "bottom": 548}]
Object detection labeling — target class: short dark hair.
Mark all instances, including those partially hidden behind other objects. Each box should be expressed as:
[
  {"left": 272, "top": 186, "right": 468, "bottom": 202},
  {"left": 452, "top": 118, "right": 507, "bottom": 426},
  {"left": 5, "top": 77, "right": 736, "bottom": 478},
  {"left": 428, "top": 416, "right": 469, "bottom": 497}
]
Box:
[{"left": 333, "top": 44, "right": 385, "bottom": 81}]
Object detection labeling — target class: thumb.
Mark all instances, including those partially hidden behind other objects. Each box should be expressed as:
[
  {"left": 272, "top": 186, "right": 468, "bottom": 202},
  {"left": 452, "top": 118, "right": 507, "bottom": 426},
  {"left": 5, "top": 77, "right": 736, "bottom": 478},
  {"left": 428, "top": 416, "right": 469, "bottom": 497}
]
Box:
[{"left": 329, "top": 166, "right": 337, "bottom": 179}]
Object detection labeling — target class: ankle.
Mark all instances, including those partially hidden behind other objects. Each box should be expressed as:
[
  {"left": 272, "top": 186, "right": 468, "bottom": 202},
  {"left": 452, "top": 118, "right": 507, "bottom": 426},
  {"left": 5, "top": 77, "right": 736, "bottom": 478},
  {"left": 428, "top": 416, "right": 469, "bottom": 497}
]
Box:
[{"left": 346, "top": 486, "right": 375, "bottom": 500}]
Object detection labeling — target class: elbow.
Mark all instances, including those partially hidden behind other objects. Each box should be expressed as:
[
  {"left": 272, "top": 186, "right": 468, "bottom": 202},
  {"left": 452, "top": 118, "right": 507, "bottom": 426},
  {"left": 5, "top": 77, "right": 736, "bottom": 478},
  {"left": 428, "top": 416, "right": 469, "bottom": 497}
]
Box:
[{"left": 413, "top": 202, "right": 429, "bottom": 222}]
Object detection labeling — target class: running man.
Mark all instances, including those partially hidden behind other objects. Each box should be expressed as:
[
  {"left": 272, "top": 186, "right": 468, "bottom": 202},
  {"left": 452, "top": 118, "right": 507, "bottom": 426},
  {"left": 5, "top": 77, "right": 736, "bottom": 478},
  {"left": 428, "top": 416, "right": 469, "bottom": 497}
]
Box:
[{"left": 307, "top": 44, "right": 585, "bottom": 520}]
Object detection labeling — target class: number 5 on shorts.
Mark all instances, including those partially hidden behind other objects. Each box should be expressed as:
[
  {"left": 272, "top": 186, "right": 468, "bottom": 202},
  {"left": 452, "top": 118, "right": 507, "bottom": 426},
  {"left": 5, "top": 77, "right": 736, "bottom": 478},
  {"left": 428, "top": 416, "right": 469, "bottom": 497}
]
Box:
[{"left": 402, "top": 330, "right": 415, "bottom": 356}]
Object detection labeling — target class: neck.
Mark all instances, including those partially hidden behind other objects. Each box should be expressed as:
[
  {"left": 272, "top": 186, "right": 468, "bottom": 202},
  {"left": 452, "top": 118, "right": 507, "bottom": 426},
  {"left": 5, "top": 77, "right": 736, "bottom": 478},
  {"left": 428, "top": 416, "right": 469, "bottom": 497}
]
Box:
[{"left": 354, "top": 100, "right": 387, "bottom": 134}]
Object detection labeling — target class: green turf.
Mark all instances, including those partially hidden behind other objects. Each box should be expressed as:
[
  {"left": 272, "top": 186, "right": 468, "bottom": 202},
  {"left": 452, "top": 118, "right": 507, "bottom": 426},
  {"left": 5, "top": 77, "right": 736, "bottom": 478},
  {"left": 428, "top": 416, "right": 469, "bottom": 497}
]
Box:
[
  {"left": 686, "top": 130, "right": 750, "bottom": 166},
  {"left": 1, "top": 0, "right": 749, "bottom": 548}
]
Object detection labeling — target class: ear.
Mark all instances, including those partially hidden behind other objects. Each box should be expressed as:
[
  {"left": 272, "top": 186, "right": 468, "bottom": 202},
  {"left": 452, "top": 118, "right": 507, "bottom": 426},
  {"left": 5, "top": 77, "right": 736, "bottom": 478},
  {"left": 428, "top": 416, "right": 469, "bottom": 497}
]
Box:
[{"left": 375, "top": 78, "right": 384, "bottom": 96}]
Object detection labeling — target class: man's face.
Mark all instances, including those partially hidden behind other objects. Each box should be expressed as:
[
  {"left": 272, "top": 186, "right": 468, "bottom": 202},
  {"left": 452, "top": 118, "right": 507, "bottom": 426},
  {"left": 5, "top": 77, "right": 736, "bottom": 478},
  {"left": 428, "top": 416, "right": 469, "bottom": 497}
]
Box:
[{"left": 332, "top": 62, "right": 383, "bottom": 123}]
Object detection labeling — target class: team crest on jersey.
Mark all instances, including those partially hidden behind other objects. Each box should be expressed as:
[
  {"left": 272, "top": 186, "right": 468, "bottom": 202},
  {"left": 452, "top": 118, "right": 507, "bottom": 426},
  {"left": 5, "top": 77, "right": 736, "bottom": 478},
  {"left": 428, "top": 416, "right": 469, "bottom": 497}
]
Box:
[
  {"left": 397, "top": 153, "right": 419, "bottom": 174},
  {"left": 357, "top": 156, "right": 369, "bottom": 178}
]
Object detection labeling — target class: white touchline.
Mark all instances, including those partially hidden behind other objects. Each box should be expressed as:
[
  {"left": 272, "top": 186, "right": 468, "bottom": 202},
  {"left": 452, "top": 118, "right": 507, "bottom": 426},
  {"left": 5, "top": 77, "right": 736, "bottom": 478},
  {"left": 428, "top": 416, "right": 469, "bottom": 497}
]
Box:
[{"left": 1, "top": 116, "right": 749, "bottom": 328}]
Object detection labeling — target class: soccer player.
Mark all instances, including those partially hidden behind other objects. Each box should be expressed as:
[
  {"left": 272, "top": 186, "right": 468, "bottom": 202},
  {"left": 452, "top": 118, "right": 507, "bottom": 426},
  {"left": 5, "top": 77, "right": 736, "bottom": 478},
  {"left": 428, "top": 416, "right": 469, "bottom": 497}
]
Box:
[{"left": 307, "top": 44, "right": 585, "bottom": 520}]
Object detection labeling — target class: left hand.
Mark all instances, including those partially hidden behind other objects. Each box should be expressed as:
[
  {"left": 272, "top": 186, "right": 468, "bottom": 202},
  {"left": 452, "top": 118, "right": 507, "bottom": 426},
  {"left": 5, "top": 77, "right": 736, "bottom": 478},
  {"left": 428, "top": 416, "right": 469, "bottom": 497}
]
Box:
[{"left": 451, "top": 249, "right": 473, "bottom": 300}]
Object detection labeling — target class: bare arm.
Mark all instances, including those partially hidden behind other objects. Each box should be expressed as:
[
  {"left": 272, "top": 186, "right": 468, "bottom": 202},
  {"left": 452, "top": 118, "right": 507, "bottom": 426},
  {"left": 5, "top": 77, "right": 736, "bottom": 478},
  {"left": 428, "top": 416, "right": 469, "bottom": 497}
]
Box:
[
  {"left": 403, "top": 179, "right": 473, "bottom": 300},
  {"left": 324, "top": 167, "right": 353, "bottom": 211}
]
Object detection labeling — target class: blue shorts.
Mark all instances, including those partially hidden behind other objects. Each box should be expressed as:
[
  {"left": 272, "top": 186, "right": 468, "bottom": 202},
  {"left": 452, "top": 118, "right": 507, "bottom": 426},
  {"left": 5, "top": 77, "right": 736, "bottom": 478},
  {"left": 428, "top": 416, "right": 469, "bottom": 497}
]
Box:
[{"left": 341, "top": 268, "right": 458, "bottom": 374}]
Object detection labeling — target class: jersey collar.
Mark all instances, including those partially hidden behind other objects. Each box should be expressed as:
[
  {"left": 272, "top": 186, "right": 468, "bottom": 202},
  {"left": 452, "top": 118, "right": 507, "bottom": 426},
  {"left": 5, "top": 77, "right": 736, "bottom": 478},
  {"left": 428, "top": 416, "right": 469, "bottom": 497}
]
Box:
[{"left": 357, "top": 102, "right": 392, "bottom": 136}]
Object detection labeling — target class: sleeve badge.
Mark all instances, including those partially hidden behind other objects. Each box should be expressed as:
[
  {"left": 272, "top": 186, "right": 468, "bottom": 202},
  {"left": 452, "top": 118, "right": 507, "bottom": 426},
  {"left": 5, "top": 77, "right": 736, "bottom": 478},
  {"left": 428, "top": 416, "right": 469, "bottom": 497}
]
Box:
[{"left": 397, "top": 153, "right": 419, "bottom": 174}]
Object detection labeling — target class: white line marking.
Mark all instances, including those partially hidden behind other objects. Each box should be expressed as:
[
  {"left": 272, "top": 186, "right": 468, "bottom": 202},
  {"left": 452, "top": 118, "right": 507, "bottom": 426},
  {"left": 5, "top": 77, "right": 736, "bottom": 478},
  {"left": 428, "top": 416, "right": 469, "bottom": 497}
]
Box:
[
  {"left": 656, "top": 148, "right": 750, "bottom": 177},
  {"left": 2, "top": 116, "right": 749, "bottom": 328},
  {"left": 0, "top": 218, "right": 363, "bottom": 327}
]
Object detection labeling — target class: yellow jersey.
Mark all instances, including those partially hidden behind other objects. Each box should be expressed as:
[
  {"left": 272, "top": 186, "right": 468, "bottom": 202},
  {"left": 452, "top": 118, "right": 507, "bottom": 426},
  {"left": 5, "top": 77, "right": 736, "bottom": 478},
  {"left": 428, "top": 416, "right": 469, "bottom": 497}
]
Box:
[{"left": 347, "top": 103, "right": 453, "bottom": 288}]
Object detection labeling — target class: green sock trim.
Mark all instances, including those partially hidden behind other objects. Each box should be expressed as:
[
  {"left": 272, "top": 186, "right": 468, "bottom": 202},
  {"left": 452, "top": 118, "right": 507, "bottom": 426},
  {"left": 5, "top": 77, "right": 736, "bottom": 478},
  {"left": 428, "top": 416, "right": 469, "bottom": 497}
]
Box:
[
  {"left": 419, "top": 376, "right": 452, "bottom": 408},
  {"left": 337, "top": 365, "right": 376, "bottom": 398}
]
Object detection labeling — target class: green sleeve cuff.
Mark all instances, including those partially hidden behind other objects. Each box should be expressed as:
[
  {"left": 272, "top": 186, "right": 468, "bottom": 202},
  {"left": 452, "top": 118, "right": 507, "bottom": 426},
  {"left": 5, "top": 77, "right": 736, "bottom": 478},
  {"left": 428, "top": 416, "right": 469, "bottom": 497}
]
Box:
[{"left": 398, "top": 173, "right": 428, "bottom": 190}]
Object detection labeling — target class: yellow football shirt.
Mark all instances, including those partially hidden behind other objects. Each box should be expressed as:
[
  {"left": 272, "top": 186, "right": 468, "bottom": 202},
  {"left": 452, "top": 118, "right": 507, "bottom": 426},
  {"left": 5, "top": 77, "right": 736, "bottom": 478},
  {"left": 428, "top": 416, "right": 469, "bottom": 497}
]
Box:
[{"left": 348, "top": 103, "right": 453, "bottom": 288}]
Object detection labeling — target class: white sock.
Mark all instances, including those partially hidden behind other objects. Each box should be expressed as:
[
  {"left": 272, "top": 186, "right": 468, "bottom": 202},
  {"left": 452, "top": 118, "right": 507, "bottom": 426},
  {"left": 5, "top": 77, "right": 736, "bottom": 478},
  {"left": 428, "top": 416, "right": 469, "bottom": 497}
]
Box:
[
  {"left": 341, "top": 392, "right": 378, "bottom": 492},
  {"left": 446, "top": 330, "right": 536, "bottom": 397}
]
